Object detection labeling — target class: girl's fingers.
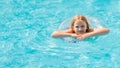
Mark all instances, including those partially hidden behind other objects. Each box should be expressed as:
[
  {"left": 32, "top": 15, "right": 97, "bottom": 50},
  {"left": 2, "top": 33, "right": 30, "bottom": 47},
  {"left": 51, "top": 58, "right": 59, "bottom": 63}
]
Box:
[
  {"left": 77, "top": 37, "right": 82, "bottom": 40},
  {"left": 77, "top": 36, "right": 85, "bottom": 40}
]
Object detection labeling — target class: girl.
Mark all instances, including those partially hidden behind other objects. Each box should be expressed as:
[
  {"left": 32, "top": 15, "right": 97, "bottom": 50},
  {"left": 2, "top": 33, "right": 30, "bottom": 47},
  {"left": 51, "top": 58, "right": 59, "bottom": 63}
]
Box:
[{"left": 51, "top": 15, "right": 109, "bottom": 40}]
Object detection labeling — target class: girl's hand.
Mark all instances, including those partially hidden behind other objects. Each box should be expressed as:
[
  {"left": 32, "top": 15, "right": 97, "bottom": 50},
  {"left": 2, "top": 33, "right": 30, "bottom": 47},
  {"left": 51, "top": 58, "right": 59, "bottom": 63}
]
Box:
[
  {"left": 77, "top": 35, "right": 85, "bottom": 40},
  {"left": 70, "top": 34, "right": 78, "bottom": 37},
  {"left": 77, "top": 33, "right": 90, "bottom": 40}
]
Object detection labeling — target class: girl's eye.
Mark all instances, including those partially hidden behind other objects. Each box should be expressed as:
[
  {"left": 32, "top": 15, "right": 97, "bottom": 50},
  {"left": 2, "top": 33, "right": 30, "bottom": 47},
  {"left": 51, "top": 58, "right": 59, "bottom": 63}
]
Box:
[
  {"left": 75, "top": 26, "right": 79, "bottom": 28},
  {"left": 81, "top": 25, "right": 84, "bottom": 28}
]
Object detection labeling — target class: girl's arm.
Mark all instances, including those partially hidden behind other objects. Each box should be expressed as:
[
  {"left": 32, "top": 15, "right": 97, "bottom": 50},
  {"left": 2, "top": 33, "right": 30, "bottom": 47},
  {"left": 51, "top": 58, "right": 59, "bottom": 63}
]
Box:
[
  {"left": 51, "top": 29, "right": 76, "bottom": 37},
  {"left": 77, "top": 28, "right": 109, "bottom": 40}
]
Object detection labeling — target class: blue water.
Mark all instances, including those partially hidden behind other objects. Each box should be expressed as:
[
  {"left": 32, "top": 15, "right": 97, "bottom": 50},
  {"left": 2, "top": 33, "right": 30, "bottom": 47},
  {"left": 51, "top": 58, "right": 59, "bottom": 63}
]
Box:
[{"left": 0, "top": 0, "right": 120, "bottom": 68}]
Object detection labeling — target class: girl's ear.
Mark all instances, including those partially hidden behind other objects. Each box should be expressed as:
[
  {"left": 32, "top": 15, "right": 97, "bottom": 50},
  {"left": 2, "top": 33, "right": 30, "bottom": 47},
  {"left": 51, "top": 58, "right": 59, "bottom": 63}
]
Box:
[{"left": 86, "top": 28, "right": 89, "bottom": 32}]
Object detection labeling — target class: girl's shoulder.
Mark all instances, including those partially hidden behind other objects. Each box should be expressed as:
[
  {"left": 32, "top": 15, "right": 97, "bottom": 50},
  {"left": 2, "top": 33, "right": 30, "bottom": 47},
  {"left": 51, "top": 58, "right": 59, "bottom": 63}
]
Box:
[
  {"left": 88, "top": 28, "right": 94, "bottom": 32},
  {"left": 58, "top": 28, "right": 73, "bottom": 33},
  {"left": 64, "top": 28, "right": 74, "bottom": 33}
]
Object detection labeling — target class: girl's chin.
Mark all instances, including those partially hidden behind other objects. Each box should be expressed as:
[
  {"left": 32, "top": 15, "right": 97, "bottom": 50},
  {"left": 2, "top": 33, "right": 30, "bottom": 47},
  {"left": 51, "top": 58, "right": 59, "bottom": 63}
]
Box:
[{"left": 76, "top": 32, "right": 85, "bottom": 35}]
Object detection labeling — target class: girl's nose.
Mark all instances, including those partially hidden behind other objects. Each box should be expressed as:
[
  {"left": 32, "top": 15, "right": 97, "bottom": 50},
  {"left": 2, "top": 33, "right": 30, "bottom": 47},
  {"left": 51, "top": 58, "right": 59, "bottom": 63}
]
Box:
[{"left": 78, "top": 28, "right": 82, "bottom": 31}]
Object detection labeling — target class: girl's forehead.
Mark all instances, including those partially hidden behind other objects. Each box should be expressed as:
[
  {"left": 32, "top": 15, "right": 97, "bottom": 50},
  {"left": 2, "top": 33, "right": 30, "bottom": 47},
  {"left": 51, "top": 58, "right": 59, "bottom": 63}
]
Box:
[{"left": 75, "top": 20, "right": 86, "bottom": 25}]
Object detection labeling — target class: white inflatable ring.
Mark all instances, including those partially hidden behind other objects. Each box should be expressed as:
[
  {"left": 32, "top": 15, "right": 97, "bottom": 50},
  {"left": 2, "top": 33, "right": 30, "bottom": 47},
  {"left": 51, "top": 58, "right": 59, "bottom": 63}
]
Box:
[{"left": 59, "top": 16, "right": 104, "bottom": 43}]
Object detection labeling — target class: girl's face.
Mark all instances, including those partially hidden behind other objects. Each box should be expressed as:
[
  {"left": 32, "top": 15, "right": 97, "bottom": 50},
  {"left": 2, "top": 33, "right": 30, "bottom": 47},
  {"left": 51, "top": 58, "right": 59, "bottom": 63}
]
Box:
[{"left": 73, "top": 20, "right": 87, "bottom": 34}]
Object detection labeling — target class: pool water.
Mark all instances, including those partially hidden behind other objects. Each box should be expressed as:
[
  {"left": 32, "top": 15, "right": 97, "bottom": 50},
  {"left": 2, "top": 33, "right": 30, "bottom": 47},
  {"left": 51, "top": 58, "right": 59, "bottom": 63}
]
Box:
[{"left": 0, "top": 0, "right": 120, "bottom": 68}]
